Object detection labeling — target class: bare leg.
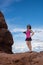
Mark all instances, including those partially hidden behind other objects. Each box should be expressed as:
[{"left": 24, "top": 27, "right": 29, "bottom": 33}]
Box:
[{"left": 26, "top": 41, "right": 32, "bottom": 51}]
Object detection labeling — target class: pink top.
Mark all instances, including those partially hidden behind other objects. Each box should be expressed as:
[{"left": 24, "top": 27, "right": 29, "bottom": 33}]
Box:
[{"left": 26, "top": 30, "right": 31, "bottom": 38}]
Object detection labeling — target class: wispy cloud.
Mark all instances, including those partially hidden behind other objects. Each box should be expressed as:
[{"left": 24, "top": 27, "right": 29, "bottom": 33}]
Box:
[
  {"left": 0, "top": 0, "right": 12, "bottom": 8},
  {"left": 12, "top": 28, "right": 26, "bottom": 32},
  {"left": 12, "top": 28, "right": 43, "bottom": 41},
  {"left": 12, "top": 41, "right": 43, "bottom": 53},
  {"left": 6, "top": 17, "right": 21, "bottom": 23},
  {"left": 12, "top": 28, "right": 43, "bottom": 53},
  {"left": 0, "top": 0, "right": 22, "bottom": 9},
  {"left": 12, "top": 41, "right": 29, "bottom": 53},
  {"left": 11, "top": 28, "right": 43, "bottom": 33}
]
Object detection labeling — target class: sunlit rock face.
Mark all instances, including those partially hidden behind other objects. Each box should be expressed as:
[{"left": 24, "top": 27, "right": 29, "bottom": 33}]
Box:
[
  {"left": 0, "top": 11, "right": 14, "bottom": 54},
  {"left": 0, "top": 51, "right": 43, "bottom": 65}
]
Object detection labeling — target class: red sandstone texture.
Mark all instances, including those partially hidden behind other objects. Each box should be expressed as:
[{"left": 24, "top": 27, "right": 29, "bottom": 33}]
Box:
[
  {"left": 0, "top": 11, "right": 14, "bottom": 54},
  {"left": 0, "top": 51, "right": 43, "bottom": 65}
]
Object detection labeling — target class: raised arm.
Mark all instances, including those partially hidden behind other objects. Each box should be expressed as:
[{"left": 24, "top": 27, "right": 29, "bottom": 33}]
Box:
[{"left": 23, "top": 31, "right": 26, "bottom": 34}]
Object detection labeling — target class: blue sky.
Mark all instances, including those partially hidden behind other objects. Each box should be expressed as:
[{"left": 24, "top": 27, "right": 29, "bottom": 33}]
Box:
[{"left": 0, "top": 0, "right": 43, "bottom": 53}]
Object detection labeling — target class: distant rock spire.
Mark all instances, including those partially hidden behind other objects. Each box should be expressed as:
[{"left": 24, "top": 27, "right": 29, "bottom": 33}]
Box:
[
  {"left": 0, "top": 11, "right": 8, "bottom": 29},
  {"left": 0, "top": 11, "right": 4, "bottom": 17}
]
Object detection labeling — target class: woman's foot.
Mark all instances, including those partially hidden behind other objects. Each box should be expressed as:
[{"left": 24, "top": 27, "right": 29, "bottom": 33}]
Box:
[{"left": 29, "top": 50, "right": 32, "bottom": 53}]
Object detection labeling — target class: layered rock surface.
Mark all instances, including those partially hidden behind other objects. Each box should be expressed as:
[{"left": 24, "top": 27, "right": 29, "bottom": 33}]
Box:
[{"left": 0, "top": 51, "right": 43, "bottom": 65}]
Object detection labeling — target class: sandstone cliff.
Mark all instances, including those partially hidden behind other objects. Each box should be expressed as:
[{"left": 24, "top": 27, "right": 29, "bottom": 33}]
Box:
[{"left": 0, "top": 11, "right": 14, "bottom": 54}]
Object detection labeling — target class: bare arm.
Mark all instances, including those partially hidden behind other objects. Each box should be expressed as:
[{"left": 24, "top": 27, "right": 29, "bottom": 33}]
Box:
[
  {"left": 31, "top": 30, "right": 34, "bottom": 36},
  {"left": 23, "top": 31, "right": 26, "bottom": 34}
]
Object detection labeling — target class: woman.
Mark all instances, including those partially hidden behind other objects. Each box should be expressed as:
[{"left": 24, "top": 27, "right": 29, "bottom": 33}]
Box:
[{"left": 23, "top": 24, "right": 34, "bottom": 51}]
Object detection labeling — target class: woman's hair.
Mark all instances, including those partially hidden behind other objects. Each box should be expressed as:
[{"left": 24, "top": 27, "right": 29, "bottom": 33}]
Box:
[{"left": 27, "top": 24, "right": 31, "bottom": 29}]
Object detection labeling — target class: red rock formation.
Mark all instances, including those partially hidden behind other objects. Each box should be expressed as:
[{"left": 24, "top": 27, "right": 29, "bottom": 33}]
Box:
[
  {"left": 0, "top": 11, "right": 8, "bottom": 29},
  {"left": 0, "top": 11, "right": 14, "bottom": 54},
  {"left": 0, "top": 51, "right": 43, "bottom": 65},
  {"left": 0, "top": 11, "right": 43, "bottom": 65}
]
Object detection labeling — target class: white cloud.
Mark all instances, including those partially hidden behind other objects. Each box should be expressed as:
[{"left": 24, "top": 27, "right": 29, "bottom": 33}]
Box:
[
  {"left": 32, "top": 28, "right": 43, "bottom": 41},
  {"left": 11, "top": 28, "right": 43, "bottom": 41},
  {"left": 12, "top": 40, "right": 43, "bottom": 53},
  {"left": 12, "top": 41, "right": 29, "bottom": 53},
  {"left": 14, "top": 33, "right": 25, "bottom": 38},
  {"left": 6, "top": 17, "right": 21, "bottom": 23},
  {"left": 12, "top": 28, "right": 43, "bottom": 53},
  {"left": 12, "top": 28, "right": 43, "bottom": 33},
  {"left": 12, "top": 28, "right": 26, "bottom": 32}
]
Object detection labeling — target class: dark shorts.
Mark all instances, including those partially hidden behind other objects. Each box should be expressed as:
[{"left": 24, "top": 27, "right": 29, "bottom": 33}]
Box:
[{"left": 25, "top": 37, "right": 32, "bottom": 41}]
